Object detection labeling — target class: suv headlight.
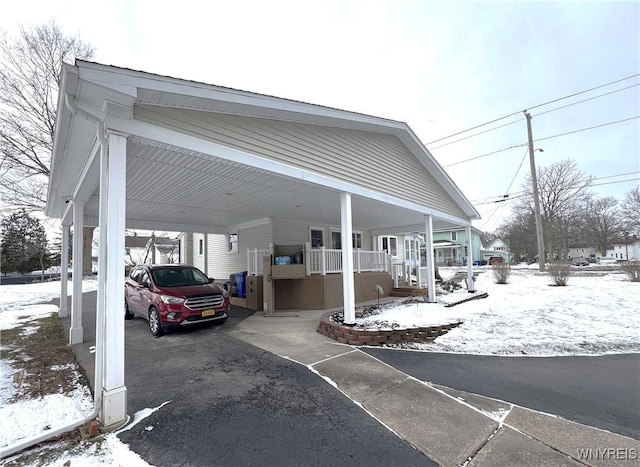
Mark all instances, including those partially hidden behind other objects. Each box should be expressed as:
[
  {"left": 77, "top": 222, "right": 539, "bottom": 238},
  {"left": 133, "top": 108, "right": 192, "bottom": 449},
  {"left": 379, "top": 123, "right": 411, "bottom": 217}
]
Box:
[{"left": 160, "top": 295, "right": 184, "bottom": 305}]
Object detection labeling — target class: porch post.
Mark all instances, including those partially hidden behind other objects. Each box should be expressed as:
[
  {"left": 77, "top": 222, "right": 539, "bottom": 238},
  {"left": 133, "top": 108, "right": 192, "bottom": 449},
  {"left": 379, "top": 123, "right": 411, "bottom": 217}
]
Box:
[
  {"left": 424, "top": 215, "right": 436, "bottom": 303},
  {"left": 416, "top": 238, "right": 422, "bottom": 287},
  {"left": 203, "top": 234, "right": 209, "bottom": 276},
  {"left": 340, "top": 193, "right": 356, "bottom": 324},
  {"left": 321, "top": 246, "right": 326, "bottom": 275},
  {"left": 59, "top": 223, "right": 70, "bottom": 318},
  {"left": 69, "top": 201, "right": 84, "bottom": 344},
  {"left": 100, "top": 132, "right": 128, "bottom": 429},
  {"left": 466, "top": 224, "right": 476, "bottom": 292}
]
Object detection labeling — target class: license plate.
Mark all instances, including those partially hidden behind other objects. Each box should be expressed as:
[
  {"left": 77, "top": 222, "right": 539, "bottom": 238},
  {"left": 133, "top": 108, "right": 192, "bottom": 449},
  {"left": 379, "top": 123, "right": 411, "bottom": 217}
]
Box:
[{"left": 202, "top": 309, "right": 216, "bottom": 317}]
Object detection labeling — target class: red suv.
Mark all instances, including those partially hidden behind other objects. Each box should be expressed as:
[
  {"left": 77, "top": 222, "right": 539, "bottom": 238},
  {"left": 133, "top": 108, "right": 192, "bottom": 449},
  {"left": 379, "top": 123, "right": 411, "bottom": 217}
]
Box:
[
  {"left": 487, "top": 256, "right": 505, "bottom": 265},
  {"left": 125, "top": 264, "right": 229, "bottom": 336}
]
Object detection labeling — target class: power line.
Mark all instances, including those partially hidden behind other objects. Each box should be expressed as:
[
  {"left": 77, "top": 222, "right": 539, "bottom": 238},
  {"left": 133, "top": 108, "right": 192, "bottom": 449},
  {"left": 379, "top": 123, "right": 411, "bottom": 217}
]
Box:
[
  {"left": 443, "top": 115, "right": 639, "bottom": 168},
  {"left": 534, "top": 116, "right": 639, "bottom": 143},
  {"left": 432, "top": 83, "right": 639, "bottom": 151},
  {"left": 426, "top": 73, "right": 639, "bottom": 145},
  {"left": 532, "top": 84, "right": 640, "bottom": 118},
  {"left": 443, "top": 143, "right": 527, "bottom": 167},
  {"left": 472, "top": 171, "right": 640, "bottom": 204}
]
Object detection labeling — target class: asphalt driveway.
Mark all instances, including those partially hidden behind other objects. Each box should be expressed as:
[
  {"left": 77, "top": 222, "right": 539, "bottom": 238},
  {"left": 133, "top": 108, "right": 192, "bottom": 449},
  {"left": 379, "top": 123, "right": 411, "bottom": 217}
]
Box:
[{"left": 64, "top": 292, "right": 434, "bottom": 466}]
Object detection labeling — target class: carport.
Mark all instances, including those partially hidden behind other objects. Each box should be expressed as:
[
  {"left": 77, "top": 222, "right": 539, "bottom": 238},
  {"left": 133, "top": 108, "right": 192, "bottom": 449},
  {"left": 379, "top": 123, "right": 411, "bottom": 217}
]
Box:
[{"left": 45, "top": 60, "right": 479, "bottom": 432}]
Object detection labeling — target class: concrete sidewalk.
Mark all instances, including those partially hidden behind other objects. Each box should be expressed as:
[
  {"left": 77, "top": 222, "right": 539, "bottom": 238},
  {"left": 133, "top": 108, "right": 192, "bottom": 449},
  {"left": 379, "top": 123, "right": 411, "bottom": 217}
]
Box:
[{"left": 226, "top": 310, "right": 640, "bottom": 467}]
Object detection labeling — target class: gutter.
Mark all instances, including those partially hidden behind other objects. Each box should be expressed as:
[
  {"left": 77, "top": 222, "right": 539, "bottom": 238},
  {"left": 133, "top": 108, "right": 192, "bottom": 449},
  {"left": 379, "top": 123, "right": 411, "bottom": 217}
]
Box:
[{"left": 0, "top": 95, "right": 109, "bottom": 459}]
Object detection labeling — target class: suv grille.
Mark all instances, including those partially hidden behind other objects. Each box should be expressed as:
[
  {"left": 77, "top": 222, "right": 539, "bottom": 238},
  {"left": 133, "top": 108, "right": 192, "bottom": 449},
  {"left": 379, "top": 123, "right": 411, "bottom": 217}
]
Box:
[{"left": 185, "top": 295, "right": 225, "bottom": 311}]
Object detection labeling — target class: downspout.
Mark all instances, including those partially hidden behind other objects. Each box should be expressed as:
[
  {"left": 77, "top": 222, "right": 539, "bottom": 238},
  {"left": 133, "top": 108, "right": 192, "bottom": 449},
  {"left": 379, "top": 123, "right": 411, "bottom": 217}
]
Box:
[{"left": 0, "top": 95, "right": 108, "bottom": 459}]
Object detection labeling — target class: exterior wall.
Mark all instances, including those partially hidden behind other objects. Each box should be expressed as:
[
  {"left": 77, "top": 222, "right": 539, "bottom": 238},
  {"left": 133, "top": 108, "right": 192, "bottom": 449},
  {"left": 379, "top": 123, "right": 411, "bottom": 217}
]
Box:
[
  {"left": 272, "top": 217, "right": 372, "bottom": 250},
  {"left": 274, "top": 272, "right": 393, "bottom": 311},
  {"left": 192, "top": 233, "right": 205, "bottom": 271},
  {"left": 135, "top": 106, "right": 468, "bottom": 220},
  {"left": 206, "top": 222, "right": 272, "bottom": 280}
]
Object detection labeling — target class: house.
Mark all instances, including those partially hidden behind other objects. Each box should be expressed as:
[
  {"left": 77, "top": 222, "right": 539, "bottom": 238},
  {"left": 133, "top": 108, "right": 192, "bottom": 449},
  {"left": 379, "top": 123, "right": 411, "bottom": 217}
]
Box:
[
  {"left": 430, "top": 227, "right": 484, "bottom": 265},
  {"left": 125, "top": 234, "right": 179, "bottom": 266},
  {"left": 605, "top": 238, "right": 640, "bottom": 260},
  {"left": 480, "top": 236, "right": 511, "bottom": 263},
  {"left": 45, "top": 60, "right": 480, "bottom": 430},
  {"left": 567, "top": 245, "right": 598, "bottom": 260}
]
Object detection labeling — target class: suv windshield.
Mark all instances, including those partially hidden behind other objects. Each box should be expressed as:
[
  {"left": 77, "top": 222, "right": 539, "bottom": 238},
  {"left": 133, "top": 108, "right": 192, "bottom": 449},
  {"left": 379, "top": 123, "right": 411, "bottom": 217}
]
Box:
[{"left": 152, "top": 267, "right": 210, "bottom": 287}]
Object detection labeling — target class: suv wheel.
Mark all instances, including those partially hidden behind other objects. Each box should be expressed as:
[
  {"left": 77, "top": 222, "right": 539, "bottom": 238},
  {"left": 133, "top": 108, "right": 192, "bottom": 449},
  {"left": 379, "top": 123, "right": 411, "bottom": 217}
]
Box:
[
  {"left": 148, "top": 306, "right": 164, "bottom": 337},
  {"left": 125, "top": 298, "right": 134, "bottom": 320}
]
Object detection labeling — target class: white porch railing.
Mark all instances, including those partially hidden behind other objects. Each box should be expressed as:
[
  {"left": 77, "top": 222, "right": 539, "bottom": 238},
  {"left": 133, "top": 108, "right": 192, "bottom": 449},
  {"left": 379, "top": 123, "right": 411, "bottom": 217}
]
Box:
[
  {"left": 307, "top": 247, "right": 393, "bottom": 275},
  {"left": 248, "top": 245, "right": 396, "bottom": 279},
  {"left": 247, "top": 248, "right": 273, "bottom": 276}
]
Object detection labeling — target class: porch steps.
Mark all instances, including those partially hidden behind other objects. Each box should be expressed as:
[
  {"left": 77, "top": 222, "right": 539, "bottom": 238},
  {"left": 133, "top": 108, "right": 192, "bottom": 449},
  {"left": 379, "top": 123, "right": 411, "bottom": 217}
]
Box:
[{"left": 390, "top": 286, "right": 427, "bottom": 297}]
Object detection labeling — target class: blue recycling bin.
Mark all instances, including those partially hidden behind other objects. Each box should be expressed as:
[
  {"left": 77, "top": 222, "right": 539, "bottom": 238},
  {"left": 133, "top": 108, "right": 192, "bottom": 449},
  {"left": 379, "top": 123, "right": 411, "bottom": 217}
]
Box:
[{"left": 235, "top": 271, "right": 248, "bottom": 298}]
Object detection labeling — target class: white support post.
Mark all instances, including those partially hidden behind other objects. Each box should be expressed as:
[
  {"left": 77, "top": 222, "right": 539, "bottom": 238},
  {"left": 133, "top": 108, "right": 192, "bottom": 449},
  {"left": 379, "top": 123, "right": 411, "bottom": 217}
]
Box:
[
  {"left": 59, "top": 224, "right": 70, "bottom": 318},
  {"left": 356, "top": 249, "right": 361, "bottom": 273},
  {"left": 466, "top": 224, "right": 476, "bottom": 292},
  {"left": 340, "top": 193, "right": 356, "bottom": 324},
  {"left": 100, "top": 132, "right": 128, "bottom": 430},
  {"left": 304, "top": 242, "right": 311, "bottom": 276},
  {"left": 321, "top": 246, "right": 326, "bottom": 275},
  {"left": 416, "top": 238, "right": 422, "bottom": 287},
  {"left": 69, "top": 201, "right": 84, "bottom": 344},
  {"left": 247, "top": 249, "right": 252, "bottom": 275},
  {"left": 203, "top": 233, "right": 209, "bottom": 276},
  {"left": 253, "top": 248, "right": 258, "bottom": 276},
  {"left": 424, "top": 215, "right": 436, "bottom": 303}
]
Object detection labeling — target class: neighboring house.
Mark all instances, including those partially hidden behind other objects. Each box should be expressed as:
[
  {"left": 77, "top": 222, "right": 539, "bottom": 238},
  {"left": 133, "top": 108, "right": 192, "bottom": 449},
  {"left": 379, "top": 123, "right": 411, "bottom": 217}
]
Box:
[
  {"left": 125, "top": 234, "right": 179, "bottom": 265},
  {"left": 568, "top": 245, "right": 598, "bottom": 259},
  {"left": 429, "top": 227, "right": 484, "bottom": 265},
  {"left": 480, "top": 237, "right": 511, "bottom": 263},
  {"left": 605, "top": 239, "right": 640, "bottom": 260}
]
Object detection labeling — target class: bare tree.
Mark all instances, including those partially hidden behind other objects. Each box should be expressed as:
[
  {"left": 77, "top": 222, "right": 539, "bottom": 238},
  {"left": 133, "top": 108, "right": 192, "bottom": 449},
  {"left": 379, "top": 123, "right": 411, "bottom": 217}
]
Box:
[
  {"left": 515, "top": 159, "right": 592, "bottom": 259},
  {"left": 497, "top": 210, "right": 537, "bottom": 263},
  {"left": 0, "top": 22, "right": 96, "bottom": 273},
  {"left": 579, "top": 197, "right": 622, "bottom": 257},
  {"left": 620, "top": 187, "right": 640, "bottom": 237}
]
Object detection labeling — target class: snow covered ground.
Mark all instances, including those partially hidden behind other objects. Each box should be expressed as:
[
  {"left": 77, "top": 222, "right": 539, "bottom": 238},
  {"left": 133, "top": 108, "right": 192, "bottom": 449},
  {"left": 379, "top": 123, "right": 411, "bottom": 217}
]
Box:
[
  {"left": 1, "top": 266, "right": 639, "bottom": 464},
  {"left": 358, "top": 264, "right": 640, "bottom": 356}
]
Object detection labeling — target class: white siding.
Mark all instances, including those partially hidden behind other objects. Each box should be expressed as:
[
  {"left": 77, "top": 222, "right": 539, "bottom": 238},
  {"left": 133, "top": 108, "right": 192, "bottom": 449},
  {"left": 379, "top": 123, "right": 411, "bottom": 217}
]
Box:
[
  {"left": 135, "top": 106, "right": 468, "bottom": 219},
  {"left": 192, "top": 233, "right": 205, "bottom": 271},
  {"left": 272, "top": 217, "right": 372, "bottom": 250},
  {"left": 206, "top": 222, "right": 272, "bottom": 279}
]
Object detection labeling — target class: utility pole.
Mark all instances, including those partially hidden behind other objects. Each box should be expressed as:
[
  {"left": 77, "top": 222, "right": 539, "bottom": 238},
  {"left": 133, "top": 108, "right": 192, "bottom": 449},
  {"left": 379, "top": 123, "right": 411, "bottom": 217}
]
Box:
[{"left": 524, "top": 111, "right": 546, "bottom": 271}]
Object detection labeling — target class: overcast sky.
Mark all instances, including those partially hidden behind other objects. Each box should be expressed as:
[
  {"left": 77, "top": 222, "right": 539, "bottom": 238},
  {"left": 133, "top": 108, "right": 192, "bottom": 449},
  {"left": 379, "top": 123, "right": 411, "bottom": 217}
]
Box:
[{"left": 2, "top": 0, "right": 638, "bottom": 232}]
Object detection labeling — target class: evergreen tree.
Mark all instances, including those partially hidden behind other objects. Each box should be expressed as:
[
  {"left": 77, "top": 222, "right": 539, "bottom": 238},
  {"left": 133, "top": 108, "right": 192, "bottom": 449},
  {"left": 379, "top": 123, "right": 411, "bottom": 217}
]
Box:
[{"left": 1, "top": 209, "right": 51, "bottom": 274}]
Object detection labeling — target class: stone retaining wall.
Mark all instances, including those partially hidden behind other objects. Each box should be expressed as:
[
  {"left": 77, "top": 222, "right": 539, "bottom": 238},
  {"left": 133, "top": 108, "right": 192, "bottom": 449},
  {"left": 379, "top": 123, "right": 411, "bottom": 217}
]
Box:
[{"left": 317, "top": 312, "right": 462, "bottom": 346}]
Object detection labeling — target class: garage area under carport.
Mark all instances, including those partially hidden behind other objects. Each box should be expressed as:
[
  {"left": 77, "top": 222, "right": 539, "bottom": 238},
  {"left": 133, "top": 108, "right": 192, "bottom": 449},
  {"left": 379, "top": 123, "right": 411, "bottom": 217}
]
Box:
[{"left": 44, "top": 60, "right": 480, "bottom": 433}]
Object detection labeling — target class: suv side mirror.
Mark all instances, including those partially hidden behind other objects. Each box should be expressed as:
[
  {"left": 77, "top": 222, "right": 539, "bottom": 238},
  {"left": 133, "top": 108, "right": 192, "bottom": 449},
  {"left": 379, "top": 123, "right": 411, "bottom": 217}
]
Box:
[{"left": 208, "top": 277, "right": 215, "bottom": 283}]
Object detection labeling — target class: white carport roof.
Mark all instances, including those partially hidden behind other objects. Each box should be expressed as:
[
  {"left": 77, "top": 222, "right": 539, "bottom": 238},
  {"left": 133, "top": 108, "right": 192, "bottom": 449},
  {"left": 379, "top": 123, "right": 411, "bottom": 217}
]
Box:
[{"left": 46, "top": 60, "right": 479, "bottom": 234}]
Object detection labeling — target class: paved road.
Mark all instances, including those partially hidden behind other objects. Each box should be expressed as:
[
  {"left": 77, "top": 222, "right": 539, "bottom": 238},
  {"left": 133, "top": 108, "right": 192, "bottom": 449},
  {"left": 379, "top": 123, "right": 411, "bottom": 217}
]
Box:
[
  {"left": 65, "top": 292, "right": 435, "bottom": 467},
  {"left": 363, "top": 348, "right": 640, "bottom": 440}
]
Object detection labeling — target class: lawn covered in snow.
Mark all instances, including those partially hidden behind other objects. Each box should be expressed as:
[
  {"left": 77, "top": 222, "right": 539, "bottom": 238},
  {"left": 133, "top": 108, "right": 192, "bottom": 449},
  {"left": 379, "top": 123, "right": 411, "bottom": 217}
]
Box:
[{"left": 356, "top": 265, "right": 640, "bottom": 356}]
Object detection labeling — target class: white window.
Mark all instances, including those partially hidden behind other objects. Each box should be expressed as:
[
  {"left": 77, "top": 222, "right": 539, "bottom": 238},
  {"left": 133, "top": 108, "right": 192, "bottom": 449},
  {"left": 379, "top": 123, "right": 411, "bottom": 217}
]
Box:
[
  {"left": 310, "top": 227, "right": 324, "bottom": 248},
  {"left": 451, "top": 231, "right": 457, "bottom": 241},
  {"left": 198, "top": 238, "right": 204, "bottom": 256},
  {"left": 330, "top": 228, "right": 363, "bottom": 249},
  {"left": 380, "top": 236, "right": 398, "bottom": 257},
  {"left": 228, "top": 233, "right": 238, "bottom": 253}
]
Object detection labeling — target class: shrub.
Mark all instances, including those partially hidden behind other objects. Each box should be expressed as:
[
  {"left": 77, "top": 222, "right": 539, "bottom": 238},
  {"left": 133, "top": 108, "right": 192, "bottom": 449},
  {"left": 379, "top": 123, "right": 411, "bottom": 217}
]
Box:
[
  {"left": 620, "top": 261, "right": 640, "bottom": 282},
  {"left": 492, "top": 262, "right": 511, "bottom": 284},
  {"left": 547, "top": 260, "right": 572, "bottom": 286}
]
